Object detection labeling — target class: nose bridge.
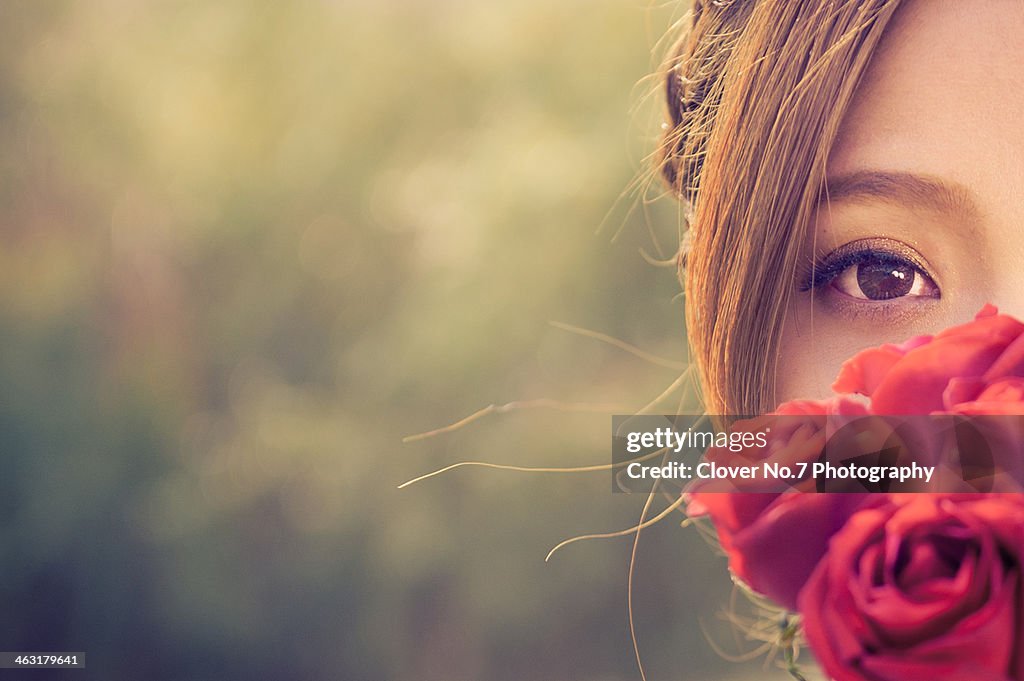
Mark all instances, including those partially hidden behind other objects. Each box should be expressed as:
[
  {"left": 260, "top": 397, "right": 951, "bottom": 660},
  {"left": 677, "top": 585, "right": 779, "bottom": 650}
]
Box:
[{"left": 987, "top": 239, "right": 1024, "bottom": 319}]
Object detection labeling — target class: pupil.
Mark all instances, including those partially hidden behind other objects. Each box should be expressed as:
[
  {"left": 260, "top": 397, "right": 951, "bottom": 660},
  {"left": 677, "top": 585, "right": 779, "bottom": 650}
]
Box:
[{"left": 856, "top": 261, "right": 915, "bottom": 300}]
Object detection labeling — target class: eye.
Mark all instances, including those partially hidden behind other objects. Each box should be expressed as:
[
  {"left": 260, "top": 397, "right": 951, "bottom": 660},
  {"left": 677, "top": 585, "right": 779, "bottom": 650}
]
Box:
[
  {"left": 801, "top": 239, "right": 940, "bottom": 302},
  {"left": 831, "top": 253, "right": 938, "bottom": 300}
]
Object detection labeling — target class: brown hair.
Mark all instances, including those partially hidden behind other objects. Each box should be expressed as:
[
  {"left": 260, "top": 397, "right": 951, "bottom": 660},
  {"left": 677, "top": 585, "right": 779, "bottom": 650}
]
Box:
[{"left": 660, "top": 0, "right": 904, "bottom": 415}]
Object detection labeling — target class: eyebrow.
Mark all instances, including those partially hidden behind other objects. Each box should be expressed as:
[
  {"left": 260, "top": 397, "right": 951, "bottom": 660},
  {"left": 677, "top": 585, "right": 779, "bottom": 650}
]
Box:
[{"left": 820, "top": 170, "right": 980, "bottom": 219}]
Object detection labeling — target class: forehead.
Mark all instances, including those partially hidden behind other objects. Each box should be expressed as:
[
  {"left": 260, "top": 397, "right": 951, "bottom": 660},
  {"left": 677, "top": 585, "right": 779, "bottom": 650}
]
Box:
[{"left": 828, "top": 0, "right": 1024, "bottom": 196}]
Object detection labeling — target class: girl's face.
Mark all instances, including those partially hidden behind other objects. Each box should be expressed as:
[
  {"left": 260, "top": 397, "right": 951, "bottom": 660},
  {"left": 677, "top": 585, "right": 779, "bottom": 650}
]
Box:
[{"left": 777, "top": 0, "right": 1024, "bottom": 404}]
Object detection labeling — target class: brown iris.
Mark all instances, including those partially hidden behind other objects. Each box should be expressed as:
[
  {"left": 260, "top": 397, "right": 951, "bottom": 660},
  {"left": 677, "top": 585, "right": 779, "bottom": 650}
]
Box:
[{"left": 856, "top": 260, "right": 916, "bottom": 300}]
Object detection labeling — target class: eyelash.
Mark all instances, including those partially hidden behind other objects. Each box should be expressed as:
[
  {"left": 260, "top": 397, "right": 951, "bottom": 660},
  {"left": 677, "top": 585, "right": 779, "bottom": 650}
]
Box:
[{"left": 798, "top": 241, "right": 939, "bottom": 297}]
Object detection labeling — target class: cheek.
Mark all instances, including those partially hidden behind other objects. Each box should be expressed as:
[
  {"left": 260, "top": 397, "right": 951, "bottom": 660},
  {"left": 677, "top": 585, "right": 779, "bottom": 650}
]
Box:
[
  {"left": 776, "top": 316, "right": 847, "bottom": 405},
  {"left": 775, "top": 298, "right": 907, "bottom": 405},
  {"left": 776, "top": 295, "right": 989, "bottom": 407}
]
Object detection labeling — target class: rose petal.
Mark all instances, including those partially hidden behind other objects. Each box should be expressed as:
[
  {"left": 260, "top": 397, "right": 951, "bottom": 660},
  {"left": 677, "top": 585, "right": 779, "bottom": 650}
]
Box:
[{"left": 799, "top": 497, "right": 1024, "bottom": 681}]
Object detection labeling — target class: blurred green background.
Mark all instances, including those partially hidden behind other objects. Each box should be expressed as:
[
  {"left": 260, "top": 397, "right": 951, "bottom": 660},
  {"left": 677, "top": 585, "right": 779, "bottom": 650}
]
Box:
[{"left": 0, "top": 2, "right": 793, "bottom": 680}]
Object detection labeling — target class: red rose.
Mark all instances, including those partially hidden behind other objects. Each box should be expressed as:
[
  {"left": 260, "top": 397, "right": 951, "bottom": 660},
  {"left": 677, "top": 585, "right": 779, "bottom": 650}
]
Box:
[
  {"left": 686, "top": 397, "right": 876, "bottom": 610},
  {"left": 830, "top": 305, "right": 1024, "bottom": 493},
  {"left": 799, "top": 495, "right": 1024, "bottom": 681},
  {"left": 690, "top": 305, "right": 1024, "bottom": 618},
  {"left": 833, "top": 305, "right": 1024, "bottom": 415}
]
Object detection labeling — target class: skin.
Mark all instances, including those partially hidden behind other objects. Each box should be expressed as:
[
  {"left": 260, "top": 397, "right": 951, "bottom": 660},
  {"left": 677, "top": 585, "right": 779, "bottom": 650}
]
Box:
[{"left": 777, "top": 0, "right": 1024, "bottom": 404}]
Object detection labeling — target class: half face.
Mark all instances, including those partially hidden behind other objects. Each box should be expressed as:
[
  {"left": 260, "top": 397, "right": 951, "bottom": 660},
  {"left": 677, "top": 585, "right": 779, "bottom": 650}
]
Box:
[{"left": 777, "top": 0, "right": 1024, "bottom": 405}]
